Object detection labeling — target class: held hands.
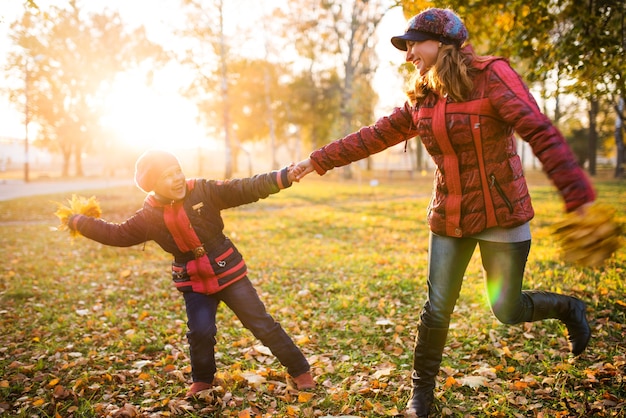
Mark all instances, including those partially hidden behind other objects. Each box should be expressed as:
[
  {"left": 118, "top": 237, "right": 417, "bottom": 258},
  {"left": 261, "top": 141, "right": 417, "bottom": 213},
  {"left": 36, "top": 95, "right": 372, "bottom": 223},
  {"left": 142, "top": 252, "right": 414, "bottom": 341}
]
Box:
[
  {"left": 286, "top": 163, "right": 302, "bottom": 183},
  {"left": 287, "top": 159, "right": 315, "bottom": 183}
]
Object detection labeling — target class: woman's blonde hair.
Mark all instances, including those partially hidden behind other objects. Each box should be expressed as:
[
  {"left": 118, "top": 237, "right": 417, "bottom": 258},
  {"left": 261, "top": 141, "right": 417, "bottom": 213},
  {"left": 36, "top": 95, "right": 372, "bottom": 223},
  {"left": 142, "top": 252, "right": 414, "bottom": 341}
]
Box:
[{"left": 407, "top": 45, "right": 483, "bottom": 106}]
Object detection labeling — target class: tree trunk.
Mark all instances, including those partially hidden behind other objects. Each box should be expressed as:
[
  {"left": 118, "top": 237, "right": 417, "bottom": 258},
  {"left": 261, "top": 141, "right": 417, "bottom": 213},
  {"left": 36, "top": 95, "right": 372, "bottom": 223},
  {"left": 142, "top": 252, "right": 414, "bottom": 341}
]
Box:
[
  {"left": 263, "top": 67, "right": 278, "bottom": 170},
  {"left": 340, "top": 75, "right": 354, "bottom": 180},
  {"left": 74, "top": 152, "right": 84, "bottom": 177},
  {"left": 61, "top": 151, "right": 71, "bottom": 178},
  {"left": 413, "top": 138, "right": 424, "bottom": 172},
  {"left": 615, "top": 97, "right": 625, "bottom": 178},
  {"left": 218, "top": 0, "right": 232, "bottom": 179},
  {"left": 588, "top": 98, "right": 598, "bottom": 176}
]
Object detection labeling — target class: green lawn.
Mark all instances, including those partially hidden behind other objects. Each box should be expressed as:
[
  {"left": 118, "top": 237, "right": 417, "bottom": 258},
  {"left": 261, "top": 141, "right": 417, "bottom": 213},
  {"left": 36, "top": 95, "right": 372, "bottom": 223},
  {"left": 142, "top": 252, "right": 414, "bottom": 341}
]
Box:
[{"left": 1, "top": 171, "right": 624, "bottom": 417}]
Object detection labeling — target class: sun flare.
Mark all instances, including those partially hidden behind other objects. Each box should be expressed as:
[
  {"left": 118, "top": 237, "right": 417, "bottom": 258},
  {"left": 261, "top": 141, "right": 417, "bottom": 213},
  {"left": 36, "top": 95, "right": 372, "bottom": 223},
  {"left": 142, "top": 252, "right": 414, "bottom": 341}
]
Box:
[{"left": 100, "top": 68, "right": 206, "bottom": 151}]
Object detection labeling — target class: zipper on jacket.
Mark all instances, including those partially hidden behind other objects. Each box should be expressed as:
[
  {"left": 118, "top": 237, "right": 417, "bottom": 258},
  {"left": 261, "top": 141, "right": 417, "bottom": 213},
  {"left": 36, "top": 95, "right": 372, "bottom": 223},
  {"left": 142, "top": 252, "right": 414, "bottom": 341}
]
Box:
[{"left": 490, "top": 174, "right": 514, "bottom": 213}]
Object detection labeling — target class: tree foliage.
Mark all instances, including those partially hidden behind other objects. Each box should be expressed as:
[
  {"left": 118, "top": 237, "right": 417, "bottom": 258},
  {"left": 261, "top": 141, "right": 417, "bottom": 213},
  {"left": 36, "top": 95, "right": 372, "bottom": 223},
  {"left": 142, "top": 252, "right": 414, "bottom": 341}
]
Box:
[
  {"left": 5, "top": 1, "right": 622, "bottom": 178},
  {"left": 178, "top": 0, "right": 240, "bottom": 177},
  {"left": 177, "top": 0, "right": 394, "bottom": 176},
  {"left": 277, "top": 0, "right": 396, "bottom": 176},
  {"left": 399, "top": 0, "right": 625, "bottom": 176},
  {"left": 4, "top": 1, "right": 163, "bottom": 177}
]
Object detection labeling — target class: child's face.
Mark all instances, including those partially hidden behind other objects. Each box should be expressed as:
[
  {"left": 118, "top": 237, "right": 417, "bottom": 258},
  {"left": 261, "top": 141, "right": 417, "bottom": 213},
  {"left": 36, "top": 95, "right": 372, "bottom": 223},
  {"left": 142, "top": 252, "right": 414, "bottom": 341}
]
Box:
[{"left": 153, "top": 164, "right": 186, "bottom": 201}]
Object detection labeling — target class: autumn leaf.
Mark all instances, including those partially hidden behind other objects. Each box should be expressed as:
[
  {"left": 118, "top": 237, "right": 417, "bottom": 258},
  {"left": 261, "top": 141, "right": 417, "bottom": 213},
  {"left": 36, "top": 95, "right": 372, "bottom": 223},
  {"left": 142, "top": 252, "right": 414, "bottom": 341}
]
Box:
[
  {"left": 458, "top": 376, "right": 489, "bottom": 389},
  {"left": 298, "top": 391, "right": 315, "bottom": 403},
  {"left": 240, "top": 371, "right": 267, "bottom": 388},
  {"left": 511, "top": 380, "right": 528, "bottom": 391},
  {"left": 52, "top": 194, "right": 101, "bottom": 238}
]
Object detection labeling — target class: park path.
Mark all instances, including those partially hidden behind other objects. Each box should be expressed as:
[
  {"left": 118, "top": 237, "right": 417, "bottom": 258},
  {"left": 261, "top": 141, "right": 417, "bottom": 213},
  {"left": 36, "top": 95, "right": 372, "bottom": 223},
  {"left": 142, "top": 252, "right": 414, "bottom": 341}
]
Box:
[{"left": 0, "top": 178, "right": 133, "bottom": 201}]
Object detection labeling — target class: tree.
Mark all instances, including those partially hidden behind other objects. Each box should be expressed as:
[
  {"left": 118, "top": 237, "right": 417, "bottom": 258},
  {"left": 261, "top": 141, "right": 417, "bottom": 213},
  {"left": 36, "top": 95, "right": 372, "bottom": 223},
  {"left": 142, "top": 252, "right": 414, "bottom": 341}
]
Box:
[
  {"left": 177, "top": 0, "right": 294, "bottom": 176},
  {"left": 178, "top": 0, "right": 239, "bottom": 178},
  {"left": 279, "top": 0, "right": 397, "bottom": 176},
  {"left": 316, "top": 0, "right": 392, "bottom": 176},
  {"left": 5, "top": 1, "right": 162, "bottom": 177},
  {"left": 225, "top": 58, "right": 293, "bottom": 170},
  {"left": 284, "top": 67, "right": 344, "bottom": 151}
]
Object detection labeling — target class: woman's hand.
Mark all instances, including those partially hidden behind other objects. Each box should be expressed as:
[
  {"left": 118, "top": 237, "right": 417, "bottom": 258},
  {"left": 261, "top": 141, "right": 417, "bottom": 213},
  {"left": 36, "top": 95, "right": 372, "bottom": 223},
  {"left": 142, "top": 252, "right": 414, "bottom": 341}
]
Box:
[
  {"left": 575, "top": 201, "right": 594, "bottom": 216},
  {"left": 293, "top": 158, "right": 315, "bottom": 182}
]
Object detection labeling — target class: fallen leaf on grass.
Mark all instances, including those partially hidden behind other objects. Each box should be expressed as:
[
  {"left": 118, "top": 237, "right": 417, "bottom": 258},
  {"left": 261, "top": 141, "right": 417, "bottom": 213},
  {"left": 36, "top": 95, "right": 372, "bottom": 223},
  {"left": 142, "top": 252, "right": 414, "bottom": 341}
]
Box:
[
  {"left": 298, "top": 391, "right": 314, "bottom": 403},
  {"left": 52, "top": 385, "right": 73, "bottom": 400},
  {"left": 371, "top": 367, "right": 394, "bottom": 379},
  {"left": 240, "top": 371, "right": 267, "bottom": 388},
  {"left": 285, "top": 405, "right": 300, "bottom": 416},
  {"left": 111, "top": 403, "right": 139, "bottom": 418},
  {"left": 458, "top": 375, "right": 489, "bottom": 388},
  {"left": 444, "top": 376, "right": 457, "bottom": 388},
  {"left": 511, "top": 380, "right": 528, "bottom": 390}
]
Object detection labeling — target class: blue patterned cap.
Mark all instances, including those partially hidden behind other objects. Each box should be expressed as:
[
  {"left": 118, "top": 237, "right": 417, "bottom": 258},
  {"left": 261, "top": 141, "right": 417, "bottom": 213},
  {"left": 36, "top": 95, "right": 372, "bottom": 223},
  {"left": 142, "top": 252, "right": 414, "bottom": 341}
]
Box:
[{"left": 391, "top": 8, "right": 468, "bottom": 51}]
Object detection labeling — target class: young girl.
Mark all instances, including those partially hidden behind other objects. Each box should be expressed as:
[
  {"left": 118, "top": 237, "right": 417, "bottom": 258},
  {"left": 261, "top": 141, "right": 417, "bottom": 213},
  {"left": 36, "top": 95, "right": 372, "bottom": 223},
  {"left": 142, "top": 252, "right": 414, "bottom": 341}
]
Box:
[
  {"left": 295, "top": 8, "right": 594, "bottom": 418},
  {"left": 66, "top": 149, "right": 315, "bottom": 397}
]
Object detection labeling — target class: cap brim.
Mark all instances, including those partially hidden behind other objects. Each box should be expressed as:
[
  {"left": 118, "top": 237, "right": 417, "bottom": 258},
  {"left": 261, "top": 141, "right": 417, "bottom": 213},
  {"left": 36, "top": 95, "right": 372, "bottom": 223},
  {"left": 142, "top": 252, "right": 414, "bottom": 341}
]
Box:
[{"left": 391, "top": 31, "right": 439, "bottom": 51}]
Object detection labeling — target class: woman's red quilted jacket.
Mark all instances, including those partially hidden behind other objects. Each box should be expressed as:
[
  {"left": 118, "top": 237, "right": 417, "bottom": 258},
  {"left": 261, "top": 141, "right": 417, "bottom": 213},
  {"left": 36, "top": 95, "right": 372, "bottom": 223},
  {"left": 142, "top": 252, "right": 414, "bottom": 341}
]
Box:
[{"left": 310, "top": 54, "right": 595, "bottom": 237}]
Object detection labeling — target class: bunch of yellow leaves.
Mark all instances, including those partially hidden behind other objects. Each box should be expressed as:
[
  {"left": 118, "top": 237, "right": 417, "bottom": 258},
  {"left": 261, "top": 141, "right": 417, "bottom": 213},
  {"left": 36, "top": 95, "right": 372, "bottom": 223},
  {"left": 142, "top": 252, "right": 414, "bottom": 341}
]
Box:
[
  {"left": 554, "top": 203, "right": 623, "bottom": 267},
  {"left": 54, "top": 194, "right": 102, "bottom": 238}
]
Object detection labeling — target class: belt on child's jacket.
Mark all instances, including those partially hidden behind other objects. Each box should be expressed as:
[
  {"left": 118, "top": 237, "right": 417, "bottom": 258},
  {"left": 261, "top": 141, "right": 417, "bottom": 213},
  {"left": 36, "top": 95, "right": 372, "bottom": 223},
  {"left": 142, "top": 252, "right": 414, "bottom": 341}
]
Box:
[
  {"left": 191, "top": 245, "right": 207, "bottom": 259},
  {"left": 177, "top": 236, "right": 226, "bottom": 263}
]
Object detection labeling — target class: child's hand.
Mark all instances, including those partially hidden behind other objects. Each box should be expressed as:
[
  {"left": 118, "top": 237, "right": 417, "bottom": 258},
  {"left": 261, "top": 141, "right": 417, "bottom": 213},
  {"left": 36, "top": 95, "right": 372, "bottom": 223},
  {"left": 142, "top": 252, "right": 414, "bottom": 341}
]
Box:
[
  {"left": 53, "top": 194, "right": 101, "bottom": 238},
  {"left": 287, "top": 163, "right": 305, "bottom": 183}
]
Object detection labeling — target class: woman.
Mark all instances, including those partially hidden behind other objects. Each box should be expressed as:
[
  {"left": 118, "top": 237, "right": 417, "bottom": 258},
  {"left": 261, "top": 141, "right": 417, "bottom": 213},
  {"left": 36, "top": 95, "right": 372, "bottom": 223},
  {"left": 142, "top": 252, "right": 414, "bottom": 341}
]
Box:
[{"left": 294, "top": 8, "right": 594, "bottom": 418}]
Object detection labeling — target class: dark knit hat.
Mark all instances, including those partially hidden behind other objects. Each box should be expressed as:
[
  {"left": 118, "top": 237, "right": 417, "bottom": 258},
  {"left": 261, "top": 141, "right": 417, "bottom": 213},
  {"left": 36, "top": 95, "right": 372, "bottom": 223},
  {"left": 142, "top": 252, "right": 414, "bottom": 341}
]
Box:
[
  {"left": 134, "top": 149, "right": 181, "bottom": 193},
  {"left": 391, "top": 8, "right": 468, "bottom": 51}
]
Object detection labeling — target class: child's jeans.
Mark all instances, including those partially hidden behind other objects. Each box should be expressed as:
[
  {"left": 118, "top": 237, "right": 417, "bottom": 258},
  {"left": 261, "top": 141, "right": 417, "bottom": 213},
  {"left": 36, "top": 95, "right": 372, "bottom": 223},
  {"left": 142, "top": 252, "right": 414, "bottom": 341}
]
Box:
[{"left": 183, "top": 276, "right": 310, "bottom": 383}]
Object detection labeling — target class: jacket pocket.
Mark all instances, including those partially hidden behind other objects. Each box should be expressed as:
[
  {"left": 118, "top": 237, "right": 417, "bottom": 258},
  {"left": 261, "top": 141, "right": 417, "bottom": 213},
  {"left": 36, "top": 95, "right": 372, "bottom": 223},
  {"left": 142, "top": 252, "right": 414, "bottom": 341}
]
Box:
[
  {"left": 210, "top": 242, "right": 247, "bottom": 287},
  {"left": 490, "top": 174, "right": 514, "bottom": 213},
  {"left": 179, "top": 239, "right": 248, "bottom": 295},
  {"left": 171, "top": 262, "right": 193, "bottom": 293}
]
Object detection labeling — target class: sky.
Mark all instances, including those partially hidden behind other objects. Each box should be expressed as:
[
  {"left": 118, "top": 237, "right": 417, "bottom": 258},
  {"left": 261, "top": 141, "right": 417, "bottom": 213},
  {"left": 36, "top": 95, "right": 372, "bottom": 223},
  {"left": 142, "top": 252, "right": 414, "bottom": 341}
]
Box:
[{"left": 0, "top": 0, "right": 407, "bottom": 151}]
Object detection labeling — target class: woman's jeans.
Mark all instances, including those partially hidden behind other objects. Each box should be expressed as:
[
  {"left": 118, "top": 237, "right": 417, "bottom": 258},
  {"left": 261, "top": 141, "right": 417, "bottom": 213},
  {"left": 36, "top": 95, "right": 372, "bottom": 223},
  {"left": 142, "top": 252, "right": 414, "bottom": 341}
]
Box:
[
  {"left": 183, "top": 277, "right": 310, "bottom": 383},
  {"left": 421, "top": 232, "right": 534, "bottom": 329}
]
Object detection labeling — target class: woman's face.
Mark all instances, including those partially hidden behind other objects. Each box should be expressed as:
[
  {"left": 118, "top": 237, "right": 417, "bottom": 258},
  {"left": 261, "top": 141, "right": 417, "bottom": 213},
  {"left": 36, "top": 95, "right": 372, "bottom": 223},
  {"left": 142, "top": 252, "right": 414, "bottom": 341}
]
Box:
[
  {"left": 405, "top": 40, "right": 440, "bottom": 75},
  {"left": 154, "top": 164, "right": 186, "bottom": 201}
]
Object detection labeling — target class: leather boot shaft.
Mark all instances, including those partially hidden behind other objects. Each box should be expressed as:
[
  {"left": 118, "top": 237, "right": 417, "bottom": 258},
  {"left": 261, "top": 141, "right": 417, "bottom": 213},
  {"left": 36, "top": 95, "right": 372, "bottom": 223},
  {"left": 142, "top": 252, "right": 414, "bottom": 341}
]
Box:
[
  {"left": 406, "top": 323, "right": 449, "bottom": 418},
  {"left": 526, "top": 291, "right": 591, "bottom": 355}
]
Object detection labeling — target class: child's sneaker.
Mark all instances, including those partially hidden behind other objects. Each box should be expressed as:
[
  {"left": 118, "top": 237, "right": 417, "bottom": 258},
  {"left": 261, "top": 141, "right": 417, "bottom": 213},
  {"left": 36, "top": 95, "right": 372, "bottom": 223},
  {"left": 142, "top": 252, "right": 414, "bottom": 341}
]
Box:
[
  {"left": 291, "top": 371, "right": 315, "bottom": 390},
  {"left": 185, "top": 381, "right": 213, "bottom": 398}
]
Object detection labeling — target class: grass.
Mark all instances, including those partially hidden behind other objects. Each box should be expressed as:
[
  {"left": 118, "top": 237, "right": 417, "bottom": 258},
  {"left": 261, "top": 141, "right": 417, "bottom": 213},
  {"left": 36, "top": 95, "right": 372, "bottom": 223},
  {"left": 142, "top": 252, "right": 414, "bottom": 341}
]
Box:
[{"left": 0, "top": 170, "right": 625, "bottom": 417}]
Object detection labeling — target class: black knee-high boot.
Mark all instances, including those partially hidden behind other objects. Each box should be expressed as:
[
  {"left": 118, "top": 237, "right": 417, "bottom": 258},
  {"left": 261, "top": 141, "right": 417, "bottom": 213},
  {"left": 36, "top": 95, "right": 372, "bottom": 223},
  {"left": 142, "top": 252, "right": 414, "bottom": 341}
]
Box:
[
  {"left": 526, "top": 291, "right": 591, "bottom": 355},
  {"left": 406, "top": 323, "right": 449, "bottom": 418}
]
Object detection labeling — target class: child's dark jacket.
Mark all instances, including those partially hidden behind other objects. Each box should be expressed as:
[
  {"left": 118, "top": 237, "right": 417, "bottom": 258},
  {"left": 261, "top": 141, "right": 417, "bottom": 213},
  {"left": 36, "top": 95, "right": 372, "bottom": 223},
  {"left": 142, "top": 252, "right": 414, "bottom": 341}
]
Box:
[{"left": 70, "top": 168, "right": 292, "bottom": 294}]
